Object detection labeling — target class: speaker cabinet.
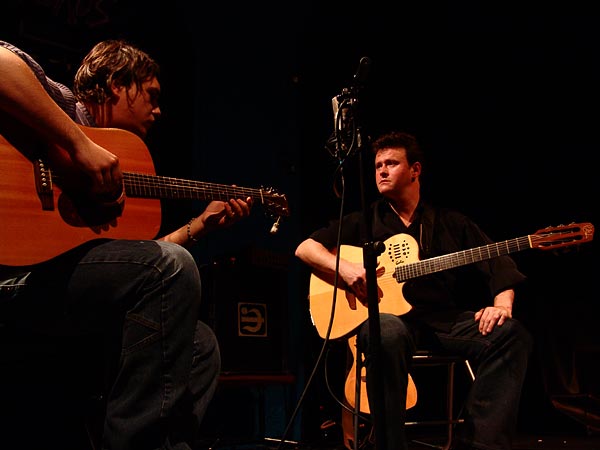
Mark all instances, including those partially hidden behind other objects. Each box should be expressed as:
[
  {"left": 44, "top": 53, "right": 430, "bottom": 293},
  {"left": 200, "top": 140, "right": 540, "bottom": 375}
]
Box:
[{"left": 199, "top": 248, "right": 290, "bottom": 374}]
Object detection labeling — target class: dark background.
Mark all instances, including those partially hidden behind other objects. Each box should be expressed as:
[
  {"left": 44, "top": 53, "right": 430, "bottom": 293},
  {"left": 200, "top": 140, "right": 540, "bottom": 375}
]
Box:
[{"left": 2, "top": 0, "right": 598, "bottom": 445}]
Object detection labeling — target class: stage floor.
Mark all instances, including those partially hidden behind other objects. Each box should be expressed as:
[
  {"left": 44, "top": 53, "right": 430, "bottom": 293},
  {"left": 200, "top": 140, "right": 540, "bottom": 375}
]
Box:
[{"left": 198, "top": 432, "right": 600, "bottom": 450}]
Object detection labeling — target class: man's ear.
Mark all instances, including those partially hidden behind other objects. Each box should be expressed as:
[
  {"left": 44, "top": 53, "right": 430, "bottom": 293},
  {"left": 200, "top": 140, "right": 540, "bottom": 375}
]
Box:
[
  {"left": 411, "top": 161, "right": 422, "bottom": 177},
  {"left": 110, "top": 83, "right": 127, "bottom": 101}
]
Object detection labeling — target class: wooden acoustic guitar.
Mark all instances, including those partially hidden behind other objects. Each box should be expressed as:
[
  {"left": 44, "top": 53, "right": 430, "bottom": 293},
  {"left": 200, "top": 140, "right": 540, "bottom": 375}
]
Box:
[
  {"left": 309, "top": 223, "right": 595, "bottom": 340},
  {"left": 0, "top": 125, "right": 290, "bottom": 266}
]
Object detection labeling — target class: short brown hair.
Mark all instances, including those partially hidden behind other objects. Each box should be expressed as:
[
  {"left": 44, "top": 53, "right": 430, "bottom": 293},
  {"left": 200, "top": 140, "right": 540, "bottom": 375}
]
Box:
[{"left": 371, "top": 131, "right": 425, "bottom": 166}]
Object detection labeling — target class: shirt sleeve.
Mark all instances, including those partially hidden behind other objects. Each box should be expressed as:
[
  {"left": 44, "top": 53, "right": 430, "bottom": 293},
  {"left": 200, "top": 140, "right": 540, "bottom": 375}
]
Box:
[
  {"left": 0, "top": 40, "right": 79, "bottom": 121},
  {"left": 443, "top": 209, "right": 527, "bottom": 296},
  {"left": 309, "top": 210, "right": 365, "bottom": 249}
]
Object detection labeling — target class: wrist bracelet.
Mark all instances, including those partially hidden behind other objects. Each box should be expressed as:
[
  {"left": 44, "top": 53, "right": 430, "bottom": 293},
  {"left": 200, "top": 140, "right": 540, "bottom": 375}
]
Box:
[{"left": 186, "top": 218, "right": 199, "bottom": 243}]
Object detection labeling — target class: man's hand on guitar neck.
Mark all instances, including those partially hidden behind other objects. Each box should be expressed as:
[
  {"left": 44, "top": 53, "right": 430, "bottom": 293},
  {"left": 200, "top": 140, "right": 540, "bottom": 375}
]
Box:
[
  {"left": 164, "top": 196, "right": 254, "bottom": 247},
  {"left": 197, "top": 197, "right": 253, "bottom": 233}
]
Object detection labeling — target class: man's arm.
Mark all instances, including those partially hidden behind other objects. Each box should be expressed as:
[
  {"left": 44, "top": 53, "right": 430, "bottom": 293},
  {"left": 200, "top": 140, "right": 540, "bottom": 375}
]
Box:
[
  {"left": 0, "top": 47, "right": 89, "bottom": 154},
  {"left": 0, "top": 46, "right": 122, "bottom": 198},
  {"left": 295, "top": 238, "right": 340, "bottom": 274},
  {"left": 493, "top": 289, "right": 514, "bottom": 315},
  {"left": 296, "top": 238, "right": 371, "bottom": 308},
  {"left": 159, "top": 197, "right": 253, "bottom": 246}
]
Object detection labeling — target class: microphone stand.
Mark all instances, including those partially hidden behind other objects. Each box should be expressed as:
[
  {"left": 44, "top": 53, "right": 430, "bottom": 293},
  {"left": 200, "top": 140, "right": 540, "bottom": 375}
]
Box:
[{"left": 332, "top": 57, "right": 388, "bottom": 450}]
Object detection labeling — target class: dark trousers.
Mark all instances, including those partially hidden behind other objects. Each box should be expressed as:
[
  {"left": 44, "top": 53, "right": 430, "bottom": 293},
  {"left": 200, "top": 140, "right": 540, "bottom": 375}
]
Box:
[
  {"left": 3, "top": 239, "right": 220, "bottom": 450},
  {"left": 357, "top": 312, "right": 533, "bottom": 450}
]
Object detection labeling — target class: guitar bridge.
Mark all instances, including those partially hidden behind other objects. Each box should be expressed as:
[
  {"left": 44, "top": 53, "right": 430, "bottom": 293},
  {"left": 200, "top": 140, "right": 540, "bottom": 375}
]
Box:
[{"left": 33, "top": 158, "right": 54, "bottom": 210}]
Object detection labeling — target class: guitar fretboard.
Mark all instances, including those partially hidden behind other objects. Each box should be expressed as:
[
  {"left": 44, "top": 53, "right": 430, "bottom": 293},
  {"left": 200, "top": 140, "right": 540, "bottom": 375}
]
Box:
[
  {"left": 123, "top": 172, "right": 263, "bottom": 201},
  {"left": 394, "top": 236, "right": 533, "bottom": 282}
]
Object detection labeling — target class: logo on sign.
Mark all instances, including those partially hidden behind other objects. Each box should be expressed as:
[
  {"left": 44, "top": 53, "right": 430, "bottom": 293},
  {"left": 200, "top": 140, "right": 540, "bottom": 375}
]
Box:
[{"left": 238, "top": 302, "right": 267, "bottom": 337}]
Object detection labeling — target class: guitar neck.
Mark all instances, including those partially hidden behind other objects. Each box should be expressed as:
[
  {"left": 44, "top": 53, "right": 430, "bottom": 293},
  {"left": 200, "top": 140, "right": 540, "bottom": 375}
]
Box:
[
  {"left": 395, "top": 235, "right": 533, "bottom": 282},
  {"left": 123, "top": 172, "right": 262, "bottom": 202}
]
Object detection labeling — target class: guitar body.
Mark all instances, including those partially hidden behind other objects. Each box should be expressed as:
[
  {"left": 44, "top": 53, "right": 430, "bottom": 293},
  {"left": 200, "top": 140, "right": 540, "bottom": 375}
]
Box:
[
  {"left": 0, "top": 126, "right": 161, "bottom": 266},
  {"left": 344, "top": 335, "right": 417, "bottom": 414},
  {"left": 309, "top": 234, "right": 416, "bottom": 339}
]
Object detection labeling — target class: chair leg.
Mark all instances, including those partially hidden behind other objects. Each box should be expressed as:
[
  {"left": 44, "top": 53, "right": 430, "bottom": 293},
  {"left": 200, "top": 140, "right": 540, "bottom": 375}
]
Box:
[
  {"left": 443, "top": 361, "right": 456, "bottom": 450},
  {"left": 410, "top": 360, "right": 457, "bottom": 450},
  {"left": 344, "top": 341, "right": 472, "bottom": 450}
]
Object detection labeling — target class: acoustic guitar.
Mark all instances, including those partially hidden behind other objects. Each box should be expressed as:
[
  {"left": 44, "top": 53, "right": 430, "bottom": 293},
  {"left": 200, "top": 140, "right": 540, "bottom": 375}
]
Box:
[
  {"left": 309, "top": 223, "right": 595, "bottom": 340},
  {"left": 0, "top": 125, "right": 290, "bottom": 266}
]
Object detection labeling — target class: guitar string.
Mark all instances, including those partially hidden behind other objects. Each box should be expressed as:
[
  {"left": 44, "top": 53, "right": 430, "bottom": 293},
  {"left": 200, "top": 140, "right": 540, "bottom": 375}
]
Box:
[
  {"left": 355, "top": 236, "right": 535, "bottom": 288},
  {"left": 123, "top": 172, "right": 267, "bottom": 198},
  {"left": 49, "top": 170, "right": 288, "bottom": 215}
]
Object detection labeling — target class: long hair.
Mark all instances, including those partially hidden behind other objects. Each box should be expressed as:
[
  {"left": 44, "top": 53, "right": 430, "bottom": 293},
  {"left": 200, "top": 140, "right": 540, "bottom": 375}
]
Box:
[{"left": 73, "top": 40, "right": 159, "bottom": 105}]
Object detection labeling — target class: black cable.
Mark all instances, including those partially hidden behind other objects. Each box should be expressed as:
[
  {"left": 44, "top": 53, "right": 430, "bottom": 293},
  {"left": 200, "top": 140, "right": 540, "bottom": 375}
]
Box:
[
  {"left": 276, "top": 160, "right": 347, "bottom": 450},
  {"left": 276, "top": 96, "right": 363, "bottom": 449}
]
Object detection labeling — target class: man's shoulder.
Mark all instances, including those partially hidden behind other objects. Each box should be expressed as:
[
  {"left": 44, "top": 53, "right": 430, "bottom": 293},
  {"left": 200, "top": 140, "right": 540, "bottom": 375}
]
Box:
[
  {"left": 420, "top": 202, "right": 468, "bottom": 222},
  {"left": 1, "top": 41, "right": 80, "bottom": 121},
  {"left": 0, "top": 40, "right": 38, "bottom": 68},
  {"left": 424, "top": 203, "right": 479, "bottom": 235},
  {"left": 0, "top": 40, "right": 20, "bottom": 52}
]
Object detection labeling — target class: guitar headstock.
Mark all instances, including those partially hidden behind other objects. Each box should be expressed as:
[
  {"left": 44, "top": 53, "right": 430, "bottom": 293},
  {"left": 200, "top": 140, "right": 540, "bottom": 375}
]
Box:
[
  {"left": 260, "top": 187, "right": 290, "bottom": 218},
  {"left": 531, "top": 222, "right": 594, "bottom": 250}
]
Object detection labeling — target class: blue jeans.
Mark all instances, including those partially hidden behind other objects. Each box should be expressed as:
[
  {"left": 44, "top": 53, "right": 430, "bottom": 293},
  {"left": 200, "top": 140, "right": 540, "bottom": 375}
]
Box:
[
  {"left": 15, "top": 239, "right": 220, "bottom": 450},
  {"left": 357, "top": 312, "right": 533, "bottom": 450}
]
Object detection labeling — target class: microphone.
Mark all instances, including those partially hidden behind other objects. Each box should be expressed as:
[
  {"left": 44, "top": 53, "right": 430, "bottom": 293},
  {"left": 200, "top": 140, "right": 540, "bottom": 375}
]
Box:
[
  {"left": 331, "top": 95, "right": 341, "bottom": 129},
  {"left": 332, "top": 56, "right": 372, "bottom": 127},
  {"left": 326, "top": 57, "right": 372, "bottom": 158},
  {"left": 329, "top": 93, "right": 355, "bottom": 158},
  {"left": 353, "top": 56, "right": 372, "bottom": 86}
]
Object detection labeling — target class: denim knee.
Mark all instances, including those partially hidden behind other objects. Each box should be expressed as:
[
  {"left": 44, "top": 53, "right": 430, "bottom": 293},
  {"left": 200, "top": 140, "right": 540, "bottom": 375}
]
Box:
[
  {"left": 193, "top": 321, "right": 221, "bottom": 373},
  {"left": 155, "top": 241, "right": 202, "bottom": 306},
  {"left": 156, "top": 241, "right": 199, "bottom": 277},
  {"left": 358, "top": 313, "right": 414, "bottom": 354},
  {"left": 380, "top": 314, "right": 412, "bottom": 347},
  {"left": 505, "top": 318, "right": 534, "bottom": 357},
  {"left": 485, "top": 318, "right": 533, "bottom": 366}
]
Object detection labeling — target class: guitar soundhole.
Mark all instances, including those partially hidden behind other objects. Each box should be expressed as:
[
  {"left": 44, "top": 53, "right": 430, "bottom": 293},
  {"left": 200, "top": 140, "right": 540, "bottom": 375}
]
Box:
[
  {"left": 387, "top": 239, "right": 412, "bottom": 264},
  {"left": 58, "top": 193, "right": 120, "bottom": 230}
]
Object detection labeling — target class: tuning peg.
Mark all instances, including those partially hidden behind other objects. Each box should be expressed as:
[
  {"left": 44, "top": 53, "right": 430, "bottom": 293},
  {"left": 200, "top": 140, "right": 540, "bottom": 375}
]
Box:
[{"left": 270, "top": 216, "right": 281, "bottom": 234}]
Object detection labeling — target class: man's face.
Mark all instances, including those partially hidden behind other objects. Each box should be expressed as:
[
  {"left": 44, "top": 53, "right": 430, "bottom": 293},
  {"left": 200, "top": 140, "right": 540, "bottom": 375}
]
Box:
[
  {"left": 110, "top": 77, "right": 161, "bottom": 139},
  {"left": 374, "top": 147, "right": 415, "bottom": 196}
]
